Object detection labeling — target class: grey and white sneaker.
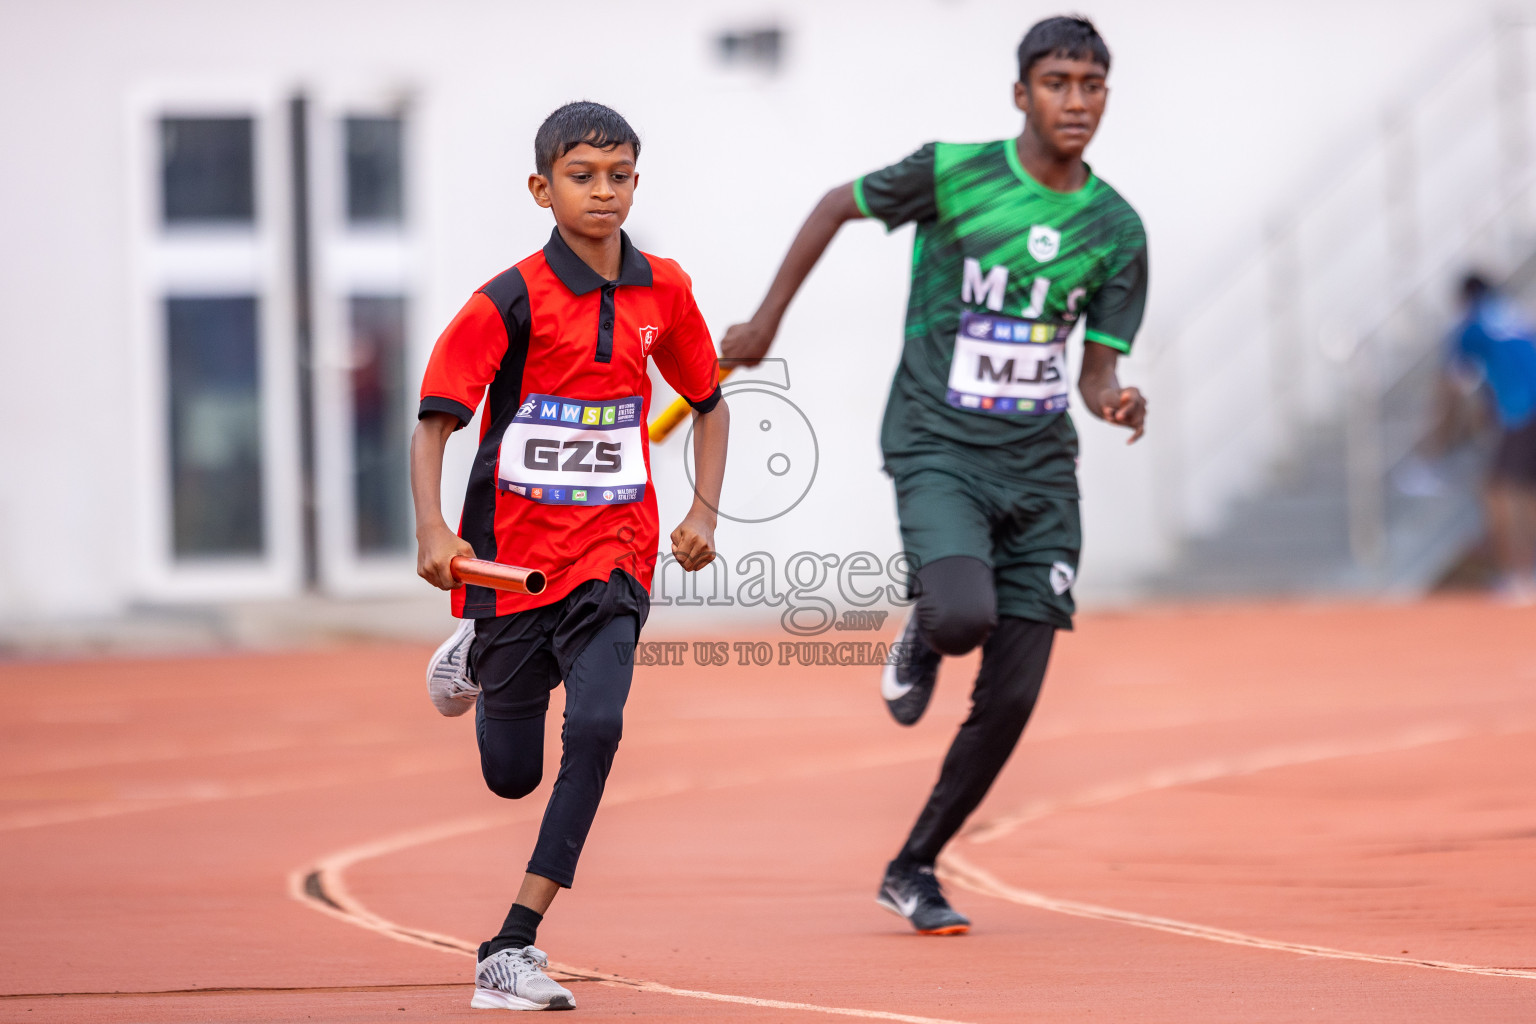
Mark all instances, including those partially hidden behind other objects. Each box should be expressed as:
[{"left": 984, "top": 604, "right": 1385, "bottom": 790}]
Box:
[
  {"left": 426, "top": 618, "right": 479, "bottom": 717},
  {"left": 472, "top": 944, "right": 574, "bottom": 1011},
  {"left": 877, "top": 861, "right": 971, "bottom": 935},
  {"left": 880, "top": 614, "right": 942, "bottom": 726}
]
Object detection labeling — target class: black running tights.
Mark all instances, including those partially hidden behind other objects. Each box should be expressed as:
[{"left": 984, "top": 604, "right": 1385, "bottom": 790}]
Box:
[
  {"left": 897, "top": 559, "right": 1055, "bottom": 867},
  {"left": 474, "top": 614, "right": 636, "bottom": 888}
]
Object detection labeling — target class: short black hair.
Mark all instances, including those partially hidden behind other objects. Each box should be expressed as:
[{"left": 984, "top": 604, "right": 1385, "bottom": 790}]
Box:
[
  {"left": 1461, "top": 271, "right": 1493, "bottom": 304},
  {"left": 1017, "top": 15, "right": 1111, "bottom": 83},
  {"left": 534, "top": 101, "right": 641, "bottom": 178}
]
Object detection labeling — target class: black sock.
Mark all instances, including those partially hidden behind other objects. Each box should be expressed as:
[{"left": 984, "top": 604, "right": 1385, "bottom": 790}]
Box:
[{"left": 480, "top": 903, "right": 542, "bottom": 960}]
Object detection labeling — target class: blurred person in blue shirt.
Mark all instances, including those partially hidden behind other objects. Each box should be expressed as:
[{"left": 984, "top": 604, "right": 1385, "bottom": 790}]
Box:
[{"left": 1438, "top": 272, "right": 1536, "bottom": 601}]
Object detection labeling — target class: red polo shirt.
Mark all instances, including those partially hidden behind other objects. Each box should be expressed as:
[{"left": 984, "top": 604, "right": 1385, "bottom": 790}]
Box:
[{"left": 420, "top": 228, "right": 721, "bottom": 618}]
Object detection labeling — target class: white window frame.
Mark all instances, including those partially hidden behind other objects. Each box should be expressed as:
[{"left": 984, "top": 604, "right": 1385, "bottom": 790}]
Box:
[
  {"left": 309, "top": 86, "right": 424, "bottom": 595},
  {"left": 126, "top": 83, "right": 304, "bottom": 601}
]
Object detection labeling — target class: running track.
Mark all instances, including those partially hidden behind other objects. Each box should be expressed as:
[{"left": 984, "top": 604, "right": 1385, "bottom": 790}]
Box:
[{"left": 2, "top": 599, "right": 1534, "bottom": 1022}]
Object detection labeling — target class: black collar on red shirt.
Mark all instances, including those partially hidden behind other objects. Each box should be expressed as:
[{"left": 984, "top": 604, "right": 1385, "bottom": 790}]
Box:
[{"left": 542, "top": 227, "right": 653, "bottom": 295}]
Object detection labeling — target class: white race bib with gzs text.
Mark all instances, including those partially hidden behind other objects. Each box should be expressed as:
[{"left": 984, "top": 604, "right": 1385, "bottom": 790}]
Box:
[{"left": 497, "top": 394, "right": 647, "bottom": 505}]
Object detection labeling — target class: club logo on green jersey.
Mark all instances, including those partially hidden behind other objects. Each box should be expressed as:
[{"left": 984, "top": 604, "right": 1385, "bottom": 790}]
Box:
[{"left": 1028, "top": 224, "right": 1061, "bottom": 263}]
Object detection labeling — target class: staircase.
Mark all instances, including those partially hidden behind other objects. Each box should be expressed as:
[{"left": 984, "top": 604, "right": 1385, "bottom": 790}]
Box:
[
  {"left": 1142, "top": 14, "right": 1536, "bottom": 598},
  {"left": 1148, "top": 387, "right": 1488, "bottom": 597}
]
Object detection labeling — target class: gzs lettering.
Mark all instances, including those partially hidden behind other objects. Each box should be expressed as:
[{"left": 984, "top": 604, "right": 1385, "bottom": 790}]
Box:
[
  {"left": 524, "top": 438, "right": 623, "bottom": 473},
  {"left": 961, "top": 257, "right": 1087, "bottom": 321}
]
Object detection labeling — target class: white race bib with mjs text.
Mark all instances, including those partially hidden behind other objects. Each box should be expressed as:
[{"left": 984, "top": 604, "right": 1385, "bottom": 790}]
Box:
[{"left": 946, "top": 312, "right": 1069, "bottom": 415}]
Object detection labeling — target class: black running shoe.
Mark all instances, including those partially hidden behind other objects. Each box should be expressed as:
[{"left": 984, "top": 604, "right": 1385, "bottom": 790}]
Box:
[
  {"left": 881, "top": 615, "right": 942, "bottom": 726},
  {"left": 876, "top": 861, "right": 971, "bottom": 935}
]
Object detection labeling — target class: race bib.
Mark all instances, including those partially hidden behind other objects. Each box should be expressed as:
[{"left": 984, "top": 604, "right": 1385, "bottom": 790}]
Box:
[
  {"left": 946, "top": 312, "right": 1069, "bottom": 415},
  {"left": 498, "top": 394, "right": 647, "bottom": 505}
]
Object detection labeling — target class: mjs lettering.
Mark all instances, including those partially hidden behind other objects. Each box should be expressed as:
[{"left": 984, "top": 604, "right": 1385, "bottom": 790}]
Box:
[{"left": 976, "top": 355, "right": 1061, "bottom": 384}]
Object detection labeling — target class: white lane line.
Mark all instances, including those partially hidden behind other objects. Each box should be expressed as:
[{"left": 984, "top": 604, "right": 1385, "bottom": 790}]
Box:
[
  {"left": 592, "top": 977, "right": 978, "bottom": 1024},
  {"left": 962, "top": 721, "right": 1477, "bottom": 844},
  {"left": 0, "top": 732, "right": 321, "bottom": 778},
  {"left": 289, "top": 744, "right": 979, "bottom": 1024},
  {"left": 292, "top": 714, "right": 1536, "bottom": 1020},
  {"left": 293, "top": 865, "right": 977, "bottom": 1024},
  {"left": 940, "top": 855, "right": 1536, "bottom": 981},
  {"left": 0, "top": 751, "right": 463, "bottom": 833},
  {"left": 942, "top": 720, "right": 1536, "bottom": 981}
]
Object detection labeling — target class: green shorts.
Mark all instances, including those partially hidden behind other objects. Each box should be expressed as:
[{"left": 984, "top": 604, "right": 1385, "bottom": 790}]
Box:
[{"left": 888, "top": 462, "right": 1081, "bottom": 630}]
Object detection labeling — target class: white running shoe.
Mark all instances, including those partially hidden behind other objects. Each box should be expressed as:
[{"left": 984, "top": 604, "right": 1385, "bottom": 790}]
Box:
[
  {"left": 472, "top": 945, "right": 574, "bottom": 1011},
  {"left": 426, "top": 618, "right": 479, "bottom": 717}
]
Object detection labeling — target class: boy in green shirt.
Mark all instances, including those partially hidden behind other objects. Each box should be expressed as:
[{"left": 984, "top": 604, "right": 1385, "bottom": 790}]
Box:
[{"left": 722, "top": 15, "right": 1147, "bottom": 934}]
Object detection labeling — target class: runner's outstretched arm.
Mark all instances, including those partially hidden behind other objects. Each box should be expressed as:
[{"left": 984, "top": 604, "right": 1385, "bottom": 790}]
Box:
[
  {"left": 720, "top": 183, "right": 864, "bottom": 366},
  {"left": 411, "top": 411, "right": 476, "bottom": 589},
  {"left": 670, "top": 399, "right": 730, "bottom": 571},
  {"left": 1079, "top": 342, "right": 1147, "bottom": 443}
]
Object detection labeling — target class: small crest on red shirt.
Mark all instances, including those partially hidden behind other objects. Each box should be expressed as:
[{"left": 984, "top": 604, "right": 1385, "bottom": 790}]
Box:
[{"left": 638, "top": 324, "right": 660, "bottom": 355}]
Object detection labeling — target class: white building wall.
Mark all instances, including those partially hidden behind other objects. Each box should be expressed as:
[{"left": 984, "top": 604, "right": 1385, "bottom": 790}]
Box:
[{"left": 0, "top": 0, "right": 1488, "bottom": 624}]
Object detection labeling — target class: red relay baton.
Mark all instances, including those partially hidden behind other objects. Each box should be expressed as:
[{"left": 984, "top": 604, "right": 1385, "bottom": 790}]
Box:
[{"left": 449, "top": 557, "right": 547, "bottom": 595}]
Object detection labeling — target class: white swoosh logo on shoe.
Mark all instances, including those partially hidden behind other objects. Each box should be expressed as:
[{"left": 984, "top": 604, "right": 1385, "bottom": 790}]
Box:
[
  {"left": 881, "top": 662, "right": 915, "bottom": 701},
  {"left": 892, "top": 891, "right": 921, "bottom": 918}
]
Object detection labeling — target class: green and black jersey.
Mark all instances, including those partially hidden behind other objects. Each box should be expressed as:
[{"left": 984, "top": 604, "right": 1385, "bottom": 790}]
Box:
[{"left": 856, "top": 139, "right": 1148, "bottom": 497}]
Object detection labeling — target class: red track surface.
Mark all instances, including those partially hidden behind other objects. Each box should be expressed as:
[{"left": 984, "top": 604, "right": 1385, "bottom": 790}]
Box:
[{"left": 2, "top": 598, "right": 1535, "bottom": 1022}]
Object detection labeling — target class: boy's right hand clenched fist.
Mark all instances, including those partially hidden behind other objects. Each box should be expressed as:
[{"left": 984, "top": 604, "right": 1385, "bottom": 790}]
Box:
[
  {"left": 720, "top": 318, "right": 776, "bottom": 367},
  {"left": 418, "top": 523, "right": 476, "bottom": 590}
]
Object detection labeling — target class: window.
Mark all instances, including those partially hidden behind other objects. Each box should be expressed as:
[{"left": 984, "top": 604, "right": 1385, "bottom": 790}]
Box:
[
  {"left": 160, "top": 117, "right": 255, "bottom": 225},
  {"left": 345, "top": 116, "right": 404, "bottom": 225},
  {"left": 166, "top": 296, "right": 265, "bottom": 558},
  {"left": 134, "top": 94, "right": 302, "bottom": 599},
  {"left": 133, "top": 89, "right": 417, "bottom": 599},
  {"left": 349, "top": 295, "right": 411, "bottom": 553},
  {"left": 312, "top": 99, "right": 419, "bottom": 587}
]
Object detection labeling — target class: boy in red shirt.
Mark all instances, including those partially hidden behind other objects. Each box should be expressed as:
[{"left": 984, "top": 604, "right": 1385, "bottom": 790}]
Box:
[{"left": 411, "top": 102, "right": 729, "bottom": 1011}]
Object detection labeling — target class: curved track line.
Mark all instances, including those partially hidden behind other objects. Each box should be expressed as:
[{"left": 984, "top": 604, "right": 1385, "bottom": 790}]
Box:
[
  {"left": 961, "top": 722, "right": 1477, "bottom": 844},
  {"left": 568, "top": 976, "right": 976, "bottom": 1024},
  {"left": 289, "top": 744, "right": 978, "bottom": 1024},
  {"left": 291, "top": 718, "right": 1535, "bottom": 1024},
  {"left": 941, "top": 720, "right": 1536, "bottom": 981},
  {"left": 938, "top": 855, "right": 1536, "bottom": 981},
  {"left": 294, "top": 867, "right": 975, "bottom": 1024}
]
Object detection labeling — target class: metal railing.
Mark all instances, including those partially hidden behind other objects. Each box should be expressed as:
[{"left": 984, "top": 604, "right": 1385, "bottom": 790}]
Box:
[{"left": 1146, "top": 12, "right": 1536, "bottom": 573}]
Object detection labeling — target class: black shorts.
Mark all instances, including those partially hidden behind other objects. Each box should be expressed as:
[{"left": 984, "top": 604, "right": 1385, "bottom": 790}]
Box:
[
  {"left": 1492, "top": 417, "right": 1536, "bottom": 486},
  {"left": 470, "top": 570, "right": 650, "bottom": 720},
  {"left": 887, "top": 460, "right": 1080, "bottom": 630}
]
